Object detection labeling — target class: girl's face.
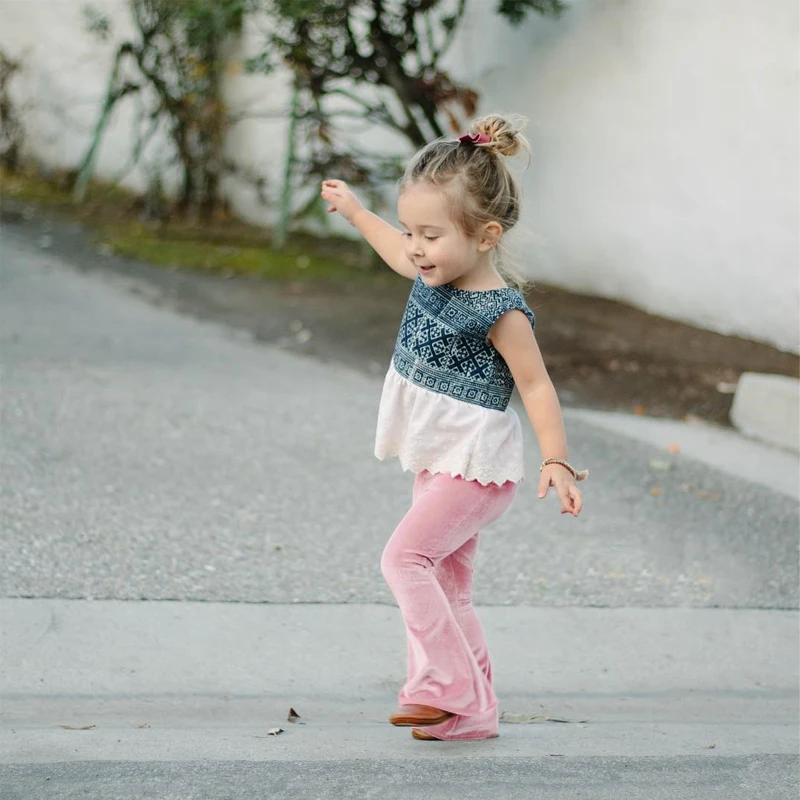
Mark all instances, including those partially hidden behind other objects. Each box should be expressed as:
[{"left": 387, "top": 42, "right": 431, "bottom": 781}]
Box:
[{"left": 397, "top": 182, "right": 487, "bottom": 288}]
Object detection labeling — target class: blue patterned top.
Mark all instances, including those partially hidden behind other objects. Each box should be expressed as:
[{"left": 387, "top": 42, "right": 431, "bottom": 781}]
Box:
[{"left": 392, "top": 277, "right": 535, "bottom": 411}]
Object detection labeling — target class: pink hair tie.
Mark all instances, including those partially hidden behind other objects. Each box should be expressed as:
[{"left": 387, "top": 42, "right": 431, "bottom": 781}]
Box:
[{"left": 457, "top": 132, "right": 491, "bottom": 145}]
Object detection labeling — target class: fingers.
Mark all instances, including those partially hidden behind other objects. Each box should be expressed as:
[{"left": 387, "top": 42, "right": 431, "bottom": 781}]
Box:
[
  {"left": 321, "top": 183, "right": 339, "bottom": 213},
  {"left": 558, "top": 484, "right": 582, "bottom": 517},
  {"left": 321, "top": 179, "right": 347, "bottom": 214},
  {"left": 322, "top": 179, "right": 346, "bottom": 192},
  {"left": 555, "top": 482, "right": 573, "bottom": 515},
  {"left": 569, "top": 484, "right": 583, "bottom": 516},
  {"left": 537, "top": 473, "right": 549, "bottom": 499},
  {"left": 541, "top": 469, "right": 583, "bottom": 518}
]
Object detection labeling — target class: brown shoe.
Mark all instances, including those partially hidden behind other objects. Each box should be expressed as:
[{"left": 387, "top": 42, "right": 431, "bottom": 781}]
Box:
[
  {"left": 389, "top": 704, "right": 454, "bottom": 727},
  {"left": 411, "top": 728, "right": 440, "bottom": 740}
]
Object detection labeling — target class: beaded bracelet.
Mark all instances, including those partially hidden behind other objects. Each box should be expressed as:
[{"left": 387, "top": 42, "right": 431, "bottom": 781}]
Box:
[{"left": 540, "top": 457, "right": 589, "bottom": 482}]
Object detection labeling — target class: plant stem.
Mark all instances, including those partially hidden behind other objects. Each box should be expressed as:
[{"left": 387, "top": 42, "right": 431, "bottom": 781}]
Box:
[{"left": 274, "top": 75, "right": 300, "bottom": 250}]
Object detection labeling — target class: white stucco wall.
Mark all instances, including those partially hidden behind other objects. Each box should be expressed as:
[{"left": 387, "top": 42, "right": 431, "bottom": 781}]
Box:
[
  {"left": 2, "top": 0, "right": 798, "bottom": 352},
  {"left": 0, "top": 2, "right": 400, "bottom": 227},
  {"left": 0, "top": 0, "right": 289, "bottom": 209},
  {"left": 1, "top": 0, "right": 169, "bottom": 193},
  {"left": 449, "top": 0, "right": 799, "bottom": 353}
]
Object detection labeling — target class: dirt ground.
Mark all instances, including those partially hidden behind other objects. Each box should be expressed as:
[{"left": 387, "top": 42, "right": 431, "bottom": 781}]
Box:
[
  {"left": 213, "top": 275, "right": 799, "bottom": 425},
  {"left": 3, "top": 199, "right": 798, "bottom": 426}
]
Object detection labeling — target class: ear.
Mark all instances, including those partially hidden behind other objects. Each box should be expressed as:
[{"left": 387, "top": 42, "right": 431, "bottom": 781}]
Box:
[{"left": 477, "top": 221, "right": 503, "bottom": 252}]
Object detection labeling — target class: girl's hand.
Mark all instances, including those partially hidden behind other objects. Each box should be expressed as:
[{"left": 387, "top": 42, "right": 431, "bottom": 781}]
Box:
[
  {"left": 538, "top": 464, "right": 583, "bottom": 517},
  {"left": 321, "top": 179, "right": 365, "bottom": 226}
]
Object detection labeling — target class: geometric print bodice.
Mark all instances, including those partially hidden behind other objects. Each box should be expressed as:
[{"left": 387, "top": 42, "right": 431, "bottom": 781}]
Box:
[{"left": 392, "top": 277, "right": 536, "bottom": 411}]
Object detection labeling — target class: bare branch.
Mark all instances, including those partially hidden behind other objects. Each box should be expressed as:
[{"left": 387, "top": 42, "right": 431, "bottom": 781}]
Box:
[
  {"left": 112, "top": 100, "right": 162, "bottom": 186},
  {"left": 431, "top": 0, "right": 466, "bottom": 65},
  {"left": 226, "top": 107, "right": 287, "bottom": 124},
  {"left": 323, "top": 87, "right": 407, "bottom": 135}
]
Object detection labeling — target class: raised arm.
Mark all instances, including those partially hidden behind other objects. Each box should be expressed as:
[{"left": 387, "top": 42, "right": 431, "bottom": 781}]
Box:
[{"left": 321, "top": 180, "right": 416, "bottom": 280}]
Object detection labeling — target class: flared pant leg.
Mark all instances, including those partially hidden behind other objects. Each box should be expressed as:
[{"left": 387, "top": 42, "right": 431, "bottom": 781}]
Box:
[
  {"left": 380, "top": 470, "right": 516, "bottom": 731},
  {"left": 436, "top": 534, "right": 493, "bottom": 682}
]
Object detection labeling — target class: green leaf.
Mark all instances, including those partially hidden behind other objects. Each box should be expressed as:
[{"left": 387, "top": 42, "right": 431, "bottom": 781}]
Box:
[
  {"left": 245, "top": 53, "right": 276, "bottom": 74},
  {"left": 83, "top": 5, "right": 113, "bottom": 39},
  {"left": 496, "top": 0, "right": 567, "bottom": 26}
]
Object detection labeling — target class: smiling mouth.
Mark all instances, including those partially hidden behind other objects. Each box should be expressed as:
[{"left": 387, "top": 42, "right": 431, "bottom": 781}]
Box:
[{"left": 418, "top": 265, "right": 435, "bottom": 273}]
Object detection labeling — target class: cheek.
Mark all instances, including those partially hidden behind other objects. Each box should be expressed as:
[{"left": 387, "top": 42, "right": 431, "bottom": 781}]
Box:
[
  {"left": 436, "top": 240, "right": 466, "bottom": 267},
  {"left": 427, "top": 240, "right": 449, "bottom": 261}
]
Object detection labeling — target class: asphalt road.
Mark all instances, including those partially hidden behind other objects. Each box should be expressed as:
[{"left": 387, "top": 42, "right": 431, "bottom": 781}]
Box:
[
  {"left": 0, "top": 226, "right": 797, "bottom": 609},
  {"left": 0, "top": 222, "right": 798, "bottom": 799}
]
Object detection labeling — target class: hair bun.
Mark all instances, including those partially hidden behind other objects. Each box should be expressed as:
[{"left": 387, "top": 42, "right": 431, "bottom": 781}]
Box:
[{"left": 471, "top": 114, "right": 529, "bottom": 158}]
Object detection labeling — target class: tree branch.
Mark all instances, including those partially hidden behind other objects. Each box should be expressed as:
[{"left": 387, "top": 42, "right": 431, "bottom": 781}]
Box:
[
  {"left": 321, "top": 87, "right": 409, "bottom": 137},
  {"left": 431, "top": 0, "right": 466, "bottom": 65}
]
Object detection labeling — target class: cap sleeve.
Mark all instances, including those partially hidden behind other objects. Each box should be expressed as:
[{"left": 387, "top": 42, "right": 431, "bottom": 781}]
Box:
[{"left": 486, "top": 290, "right": 535, "bottom": 330}]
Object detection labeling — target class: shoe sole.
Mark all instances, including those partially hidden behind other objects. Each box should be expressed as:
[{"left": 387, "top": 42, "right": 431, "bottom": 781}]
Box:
[
  {"left": 412, "top": 728, "right": 500, "bottom": 741},
  {"left": 389, "top": 712, "right": 453, "bottom": 727}
]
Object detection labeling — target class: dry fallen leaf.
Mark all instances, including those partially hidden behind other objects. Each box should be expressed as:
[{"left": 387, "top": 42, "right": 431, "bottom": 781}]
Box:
[
  {"left": 60, "top": 724, "right": 95, "bottom": 731},
  {"left": 649, "top": 488, "right": 663, "bottom": 496},
  {"left": 136, "top": 723, "right": 150, "bottom": 729},
  {"left": 695, "top": 491, "right": 723, "bottom": 501},
  {"left": 287, "top": 708, "right": 301, "bottom": 723},
  {"left": 267, "top": 728, "right": 284, "bottom": 736},
  {"left": 666, "top": 443, "right": 681, "bottom": 454},
  {"left": 634, "top": 404, "right": 646, "bottom": 416}
]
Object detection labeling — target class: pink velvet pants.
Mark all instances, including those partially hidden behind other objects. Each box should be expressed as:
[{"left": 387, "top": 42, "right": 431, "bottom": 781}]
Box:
[{"left": 380, "top": 470, "right": 517, "bottom": 740}]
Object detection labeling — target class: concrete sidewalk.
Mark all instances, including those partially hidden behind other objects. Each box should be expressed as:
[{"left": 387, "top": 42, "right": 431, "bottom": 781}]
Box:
[
  {"left": 1, "top": 599, "right": 797, "bottom": 797},
  {"left": 1, "top": 217, "right": 798, "bottom": 798}
]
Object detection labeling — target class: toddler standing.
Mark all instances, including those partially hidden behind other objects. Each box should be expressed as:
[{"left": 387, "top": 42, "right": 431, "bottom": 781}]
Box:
[{"left": 321, "top": 114, "right": 587, "bottom": 742}]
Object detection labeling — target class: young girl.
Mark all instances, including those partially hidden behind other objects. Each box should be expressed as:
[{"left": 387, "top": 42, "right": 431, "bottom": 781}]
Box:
[{"left": 320, "top": 114, "right": 587, "bottom": 742}]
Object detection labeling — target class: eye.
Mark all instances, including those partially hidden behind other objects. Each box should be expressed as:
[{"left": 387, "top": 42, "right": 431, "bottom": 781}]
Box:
[
  {"left": 424, "top": 236, "right": 439, "bottom": 241},
  {"left": 401, "top": 231, "right": 411, "bottom": 238}
]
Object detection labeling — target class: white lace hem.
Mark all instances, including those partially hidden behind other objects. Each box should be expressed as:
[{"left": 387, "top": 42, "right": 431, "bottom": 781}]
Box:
[{"left": 374, "top": 364, "right": 527, "bottom": 486}]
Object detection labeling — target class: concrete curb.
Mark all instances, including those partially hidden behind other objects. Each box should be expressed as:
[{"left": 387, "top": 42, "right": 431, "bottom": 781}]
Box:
[
  {"left": 2, "top": 600, "right": 797, "bottom": 766},
  {"left": 731, "top": 372, "right": 799, "bottom": 453},
  {"left": 563, "top": 407, "right": 800, "bottom": 499}
]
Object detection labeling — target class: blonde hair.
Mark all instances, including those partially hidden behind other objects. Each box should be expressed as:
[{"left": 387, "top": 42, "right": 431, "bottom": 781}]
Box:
[{"left": 399, "top": 114, "right": 531, "bottom": 291}]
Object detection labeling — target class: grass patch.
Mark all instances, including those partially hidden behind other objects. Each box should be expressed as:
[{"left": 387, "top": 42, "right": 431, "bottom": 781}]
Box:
[
  {"left": 1, "top": 165, "right": 389, "bottom": 285},
  {"left": 99, "top": 221, "right": 364, "bottom": 282},
  {"left": 1, "top": 164, "right": 136, "bottom": 214}
]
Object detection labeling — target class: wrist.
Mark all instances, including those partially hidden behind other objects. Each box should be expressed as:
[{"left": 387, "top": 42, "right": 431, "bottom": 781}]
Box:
[
  {"left": 350, "top": 205, "right": 370, "bottom": 229},
  {"left": 540, "top": 457, "right": 589, "bottom": 482}
]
